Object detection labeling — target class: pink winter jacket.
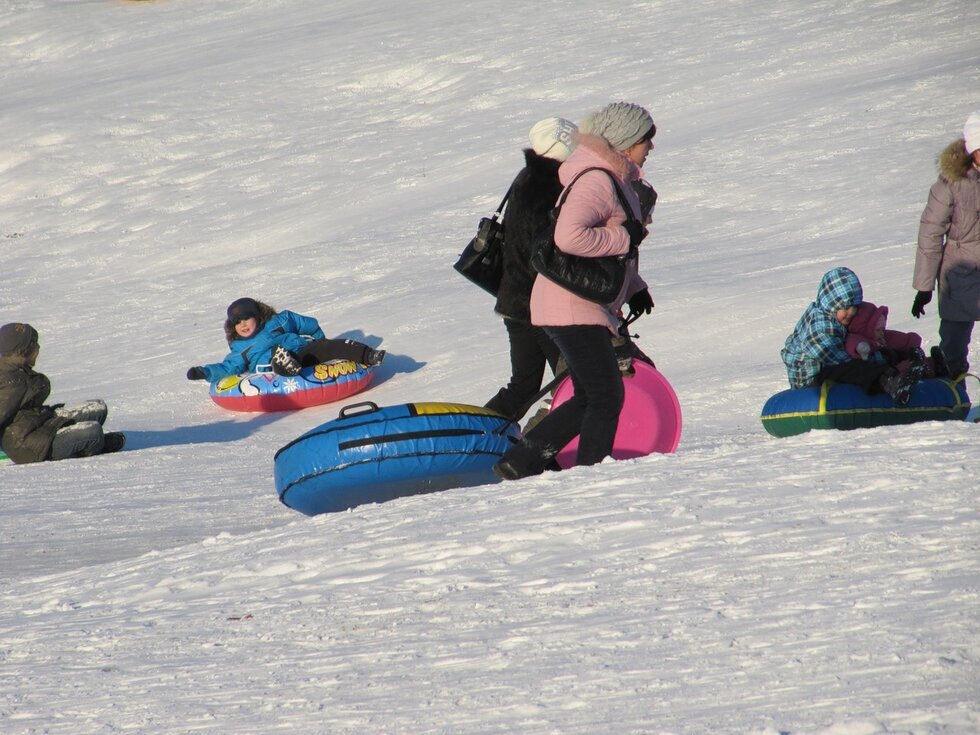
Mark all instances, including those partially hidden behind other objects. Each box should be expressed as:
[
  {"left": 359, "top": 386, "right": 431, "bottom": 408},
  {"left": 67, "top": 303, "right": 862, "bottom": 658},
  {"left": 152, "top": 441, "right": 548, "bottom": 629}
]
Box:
[
  {"left": 529, "top": 134, "right": 648, "bottom": 333},
  {"left": 844, "top": 302, "right": 922, "bottom": 360}
]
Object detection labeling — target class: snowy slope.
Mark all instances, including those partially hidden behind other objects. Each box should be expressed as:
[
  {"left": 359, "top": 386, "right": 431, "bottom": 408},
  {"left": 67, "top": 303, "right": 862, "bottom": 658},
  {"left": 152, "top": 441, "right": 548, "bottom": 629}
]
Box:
[{"left": 1, "top": 0, "right": 979, "bottom": 733}]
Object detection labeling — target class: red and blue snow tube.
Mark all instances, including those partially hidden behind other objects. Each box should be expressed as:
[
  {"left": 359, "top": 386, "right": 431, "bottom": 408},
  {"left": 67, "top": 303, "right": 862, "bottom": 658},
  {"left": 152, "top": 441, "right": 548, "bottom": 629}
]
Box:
[
  {"left": 760, "top": 377, "right": 970, "bottom": 438},
  {"left": 209, "top": 360, "right": 374, "bottom": 412},
  {"left": 273, "top": 401, "right": 521, "bottom": 515}
]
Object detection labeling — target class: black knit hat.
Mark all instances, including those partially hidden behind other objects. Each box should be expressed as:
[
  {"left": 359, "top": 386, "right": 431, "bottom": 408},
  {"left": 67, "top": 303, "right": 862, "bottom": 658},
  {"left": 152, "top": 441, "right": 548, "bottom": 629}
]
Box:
[
  {"left": 0, "top": 323, "right": 39, "bottom": 357},
  {"left": 226, "top": 297, "right": 260, "bottom": 323}
]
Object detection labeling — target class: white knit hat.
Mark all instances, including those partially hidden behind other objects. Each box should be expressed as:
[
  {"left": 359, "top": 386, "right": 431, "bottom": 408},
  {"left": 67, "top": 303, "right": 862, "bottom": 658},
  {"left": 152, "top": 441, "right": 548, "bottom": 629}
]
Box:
[
  {"left": 579, "top": 102, "right": 655, "bottom": 151},
  {"left": 528, "top": 117, "right": 577, "bottom": 161},
  {"left": 964, "top": 110, "right": 980, "bottom": 155}
]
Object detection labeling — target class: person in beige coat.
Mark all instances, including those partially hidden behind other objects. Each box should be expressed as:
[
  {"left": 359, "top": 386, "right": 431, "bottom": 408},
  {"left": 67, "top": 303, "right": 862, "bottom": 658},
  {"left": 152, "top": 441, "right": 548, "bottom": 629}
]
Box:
[{"left": 911, "top": 110, "right": 980, "bottom": 377}]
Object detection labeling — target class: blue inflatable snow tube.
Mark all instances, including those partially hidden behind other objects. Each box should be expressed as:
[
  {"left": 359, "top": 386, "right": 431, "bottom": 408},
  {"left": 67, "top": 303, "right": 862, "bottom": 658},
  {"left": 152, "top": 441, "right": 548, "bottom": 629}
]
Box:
[
  {"left": 761, "top": 377, "right": 971, "bottom": 437},
  {"left": 274, "top": 401, "right": 521, "bottom": 515}
]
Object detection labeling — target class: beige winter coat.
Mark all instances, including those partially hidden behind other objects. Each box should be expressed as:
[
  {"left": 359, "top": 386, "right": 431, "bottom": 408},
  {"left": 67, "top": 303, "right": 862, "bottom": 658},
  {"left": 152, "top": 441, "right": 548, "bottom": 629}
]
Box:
[{"left": 913, "top": 139, "right": 980, "bottom": 321}]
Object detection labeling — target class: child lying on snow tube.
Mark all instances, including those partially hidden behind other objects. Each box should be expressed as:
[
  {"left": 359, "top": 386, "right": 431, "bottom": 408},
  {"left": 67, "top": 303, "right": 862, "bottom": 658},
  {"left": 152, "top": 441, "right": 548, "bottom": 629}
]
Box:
[{"left": 185, "top": 297, "right": 385, "bottom": 383}]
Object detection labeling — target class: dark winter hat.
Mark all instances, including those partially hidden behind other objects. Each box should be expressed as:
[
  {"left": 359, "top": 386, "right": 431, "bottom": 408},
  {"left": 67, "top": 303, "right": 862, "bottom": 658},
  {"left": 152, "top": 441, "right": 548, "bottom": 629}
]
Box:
[
  {"left": 579, "top": 102, "right": 655, "bottom": 151},
  {"left": 226, "top": 297, "right": 260, "bottom": 323},
  {"left": 0, "top": 322, "right": 39, "bottom": 357}
]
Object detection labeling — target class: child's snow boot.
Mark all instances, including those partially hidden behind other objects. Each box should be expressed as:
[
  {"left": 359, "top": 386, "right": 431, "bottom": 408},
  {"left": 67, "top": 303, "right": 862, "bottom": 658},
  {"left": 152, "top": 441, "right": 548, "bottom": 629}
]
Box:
[
  {"left": 364, "top": 348, "right": 386, "bottom": 367},
  {"left": 879, "top": 368, "right": 918, "bottom": 406},
  {"left": 271, "top": 345, "right": 302, "bottom": 376},
  {"left": 908, "top": 347, "right": 927, "bottom": 376},
  {"left": 101, "top": 432, "right": 126, "bottom": 454}
]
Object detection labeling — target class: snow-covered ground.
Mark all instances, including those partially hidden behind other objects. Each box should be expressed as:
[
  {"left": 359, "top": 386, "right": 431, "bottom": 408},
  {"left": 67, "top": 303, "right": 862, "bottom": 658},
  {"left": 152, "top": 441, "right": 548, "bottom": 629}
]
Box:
[{"left": 1, "top": 1, "right": 978, "bottom": 733}]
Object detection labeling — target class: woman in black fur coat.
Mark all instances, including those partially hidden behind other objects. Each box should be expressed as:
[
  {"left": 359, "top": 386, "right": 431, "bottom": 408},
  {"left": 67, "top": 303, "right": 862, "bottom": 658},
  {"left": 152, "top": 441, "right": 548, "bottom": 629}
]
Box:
[{"left": 484, "top": 118, "right": 576, "bottom": 420}]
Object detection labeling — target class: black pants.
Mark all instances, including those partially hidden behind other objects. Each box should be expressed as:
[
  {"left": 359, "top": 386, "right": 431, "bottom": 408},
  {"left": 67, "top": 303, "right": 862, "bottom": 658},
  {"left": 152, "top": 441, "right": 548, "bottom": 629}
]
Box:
[
  {"left": 815, "top": 359, "right": 891, "bottom": 393},
  {"left": 485, "top": 318, "right": 562, "bottom": 419},
  {"left": 522, "top": 324, "right": 624, "bottom": 467},
  {"left": 297, "top": 339, "right": 372, "bottom": 366},
  {"left": 939, "top": 319, "right": 974, "bottom": 376}
]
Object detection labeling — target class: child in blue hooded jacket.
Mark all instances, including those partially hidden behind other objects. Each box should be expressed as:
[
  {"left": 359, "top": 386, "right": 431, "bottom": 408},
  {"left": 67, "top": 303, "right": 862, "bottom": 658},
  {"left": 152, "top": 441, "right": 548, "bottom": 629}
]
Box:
[
  {"left": 781, "top": 268, "right": 924, "bottom": 405},
  {"left": 186, "top": 298, "right": 385, "bottom": 382}
]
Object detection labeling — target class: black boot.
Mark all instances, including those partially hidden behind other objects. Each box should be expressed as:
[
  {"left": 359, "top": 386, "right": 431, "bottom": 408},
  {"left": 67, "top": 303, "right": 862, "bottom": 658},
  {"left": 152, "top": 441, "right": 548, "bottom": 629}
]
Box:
[
  {"left": 879, "top": 367, "right": 919, "bottom": 406},
  {"left": 272, "top": 345, "right": 302, "bottom": 376},
  {"left": 907, "top": 347, "right": 927, "bottom": 376},
  {"left": 929, "top": 346, "right": 949, "bottom": 378},
  {"left": 101, "top": 432, "right": 126, "bottom": 454},
  {"left": 493, "top": 440, "right": 554, "bottom": 481},
  {"left": 364, "top": 348, "right": 386, "bottom": 366}
]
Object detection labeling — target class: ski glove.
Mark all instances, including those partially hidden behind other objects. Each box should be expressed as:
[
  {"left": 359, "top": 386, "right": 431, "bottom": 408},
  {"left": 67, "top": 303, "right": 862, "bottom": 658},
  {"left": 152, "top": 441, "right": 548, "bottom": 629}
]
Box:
[
  {"left": 911, "top": 290, "right": 932, "bottom": 318},
  {"left": 622, "top": 220, "right": 645, "bottom": 247},
  {"left": 627, "top": 288, "right": 654, "bottom": 315},
  {"left": 186, "top": 367, "right": 206, "bottom": 381}
]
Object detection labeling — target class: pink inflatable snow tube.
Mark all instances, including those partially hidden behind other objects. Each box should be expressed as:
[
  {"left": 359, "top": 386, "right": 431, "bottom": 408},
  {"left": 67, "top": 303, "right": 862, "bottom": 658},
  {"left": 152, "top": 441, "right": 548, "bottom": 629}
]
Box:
[{"left": 550, "top": 360, "right": 682, "bottom": 469}]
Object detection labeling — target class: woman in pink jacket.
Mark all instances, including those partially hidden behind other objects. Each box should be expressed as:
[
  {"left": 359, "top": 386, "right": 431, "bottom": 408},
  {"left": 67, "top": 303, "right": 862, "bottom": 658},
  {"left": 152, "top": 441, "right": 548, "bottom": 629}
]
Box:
[{"left": 494, "top": 102, "right": 655, "bottom": 481}]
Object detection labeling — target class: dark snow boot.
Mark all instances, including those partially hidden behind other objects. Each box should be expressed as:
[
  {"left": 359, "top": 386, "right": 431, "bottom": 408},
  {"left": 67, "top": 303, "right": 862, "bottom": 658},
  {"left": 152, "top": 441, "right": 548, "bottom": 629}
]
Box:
[
  {"left": 493, "top": 439, "right": 555, "bottom": 481},
  {"left": 905, "top": 347, "right": 928, "bottom": 382},
  {"left": 929, "top": 346, "right": 949, "bottom": 378},
  {"left": 271, "top": 345, "right": 302, "bottom": 376},
  {"left": 879, "top": 368, "right": 919, "bottom": 406},
  {"left": 101, "top": 432, "right": 126, "bottom": 454},
  {"left": 364, "top": 348, "right": 386, "bottom": 367}
]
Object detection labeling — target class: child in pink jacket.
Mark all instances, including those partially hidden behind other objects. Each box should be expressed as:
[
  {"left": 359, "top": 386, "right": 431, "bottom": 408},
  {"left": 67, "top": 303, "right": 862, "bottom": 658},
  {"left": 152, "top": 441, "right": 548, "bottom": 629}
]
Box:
[{"left": 845, "top": 301, "right": 947, "bottom": 377}]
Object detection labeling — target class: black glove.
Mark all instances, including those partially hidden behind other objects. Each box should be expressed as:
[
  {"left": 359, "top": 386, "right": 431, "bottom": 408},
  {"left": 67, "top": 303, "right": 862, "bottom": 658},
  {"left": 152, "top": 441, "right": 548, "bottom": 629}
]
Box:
[
  {"left": 622, "top": 220, "right": 645, "bottom": 247},
  {"left": 627, "top": 288, "right": 654, "bottom": 315},
  {"left": 911, "top": 291, "right": 932, "bottom": 318},
  {"left": 186, "top": 367, "right": 206, "bottom": 381}
]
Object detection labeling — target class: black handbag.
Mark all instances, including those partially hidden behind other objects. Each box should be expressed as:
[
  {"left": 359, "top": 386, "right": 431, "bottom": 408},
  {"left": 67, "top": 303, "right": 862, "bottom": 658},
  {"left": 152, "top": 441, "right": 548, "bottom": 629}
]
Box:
[
  {"left": 530, "top": 167, "right": 639, "bottom": 304},
  {"left": 453, "top": 186, "right": 511, "bottom": 297}
]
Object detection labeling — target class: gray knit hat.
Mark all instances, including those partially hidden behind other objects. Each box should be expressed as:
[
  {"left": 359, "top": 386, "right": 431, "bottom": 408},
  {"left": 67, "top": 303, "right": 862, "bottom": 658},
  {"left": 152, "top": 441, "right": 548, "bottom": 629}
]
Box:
[
  {"left": 0, "top": 323, "right": 39, "bottom": 357},
  {"left": 579, "top": 102, "right": 655, "bottom": 151}
]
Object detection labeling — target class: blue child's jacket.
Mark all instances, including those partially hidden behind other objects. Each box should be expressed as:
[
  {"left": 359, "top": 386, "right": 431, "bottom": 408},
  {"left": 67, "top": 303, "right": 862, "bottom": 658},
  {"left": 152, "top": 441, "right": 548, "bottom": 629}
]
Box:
[
  {"left": 781, "top": 268, "right": 864, "bottom": 389},
  {"left": 200, "top": 311, "right": 325, "bottom": 381}
]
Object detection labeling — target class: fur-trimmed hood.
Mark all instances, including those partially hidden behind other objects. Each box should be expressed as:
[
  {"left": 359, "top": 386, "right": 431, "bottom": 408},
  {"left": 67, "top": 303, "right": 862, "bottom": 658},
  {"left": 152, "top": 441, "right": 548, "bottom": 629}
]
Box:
[
  {"left": 566, "top": 133, "right": 642, "bottom": 184},
  {"left": 938, "top": 139, "right": 975, "bottom": 183},
  {"left": 914, "top": 138, "right": 980, "bottom": 322}
]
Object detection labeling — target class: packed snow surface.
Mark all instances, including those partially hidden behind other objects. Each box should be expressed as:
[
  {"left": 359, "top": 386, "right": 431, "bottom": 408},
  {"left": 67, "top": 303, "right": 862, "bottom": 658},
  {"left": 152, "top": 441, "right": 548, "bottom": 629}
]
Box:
[{"left": 1, "top": 0, "right": 978, "bottom": 733}]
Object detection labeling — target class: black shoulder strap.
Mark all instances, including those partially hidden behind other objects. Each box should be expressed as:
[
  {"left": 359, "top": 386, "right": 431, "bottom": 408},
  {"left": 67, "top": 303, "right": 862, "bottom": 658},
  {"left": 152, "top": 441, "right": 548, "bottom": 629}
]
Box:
[
  {"left": 490, "top": 183, "right": 513, "bottom": 221},
  {"left": 554, "top": 167, "right": 637, "bottom": 223}
]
